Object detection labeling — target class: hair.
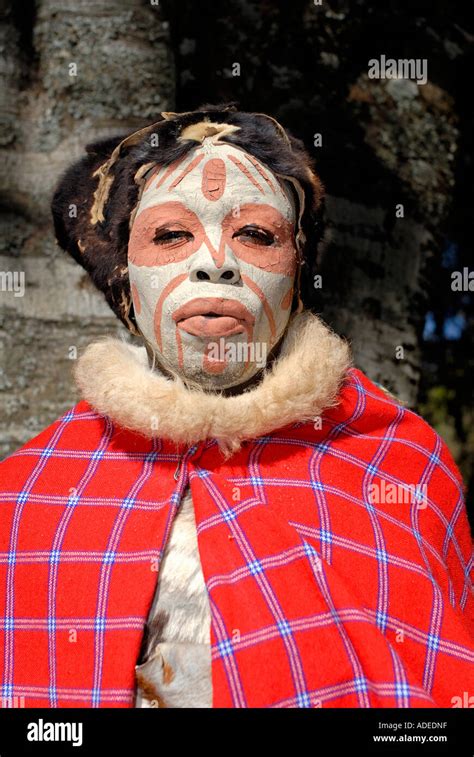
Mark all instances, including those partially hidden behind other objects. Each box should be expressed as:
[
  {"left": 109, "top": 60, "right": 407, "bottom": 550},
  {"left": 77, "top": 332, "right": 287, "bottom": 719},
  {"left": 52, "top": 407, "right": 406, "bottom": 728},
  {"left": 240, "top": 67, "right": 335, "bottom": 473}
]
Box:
[{"left": 51, "top": 103, "right": 324, "bottom": 334}]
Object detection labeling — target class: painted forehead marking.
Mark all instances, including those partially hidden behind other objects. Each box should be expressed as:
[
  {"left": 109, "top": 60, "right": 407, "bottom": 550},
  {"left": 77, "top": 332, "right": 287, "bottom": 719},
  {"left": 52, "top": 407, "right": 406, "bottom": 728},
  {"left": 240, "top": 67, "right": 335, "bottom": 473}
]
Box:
[{"left": 136, "top": 141, "right": 293, "bottom": 219}]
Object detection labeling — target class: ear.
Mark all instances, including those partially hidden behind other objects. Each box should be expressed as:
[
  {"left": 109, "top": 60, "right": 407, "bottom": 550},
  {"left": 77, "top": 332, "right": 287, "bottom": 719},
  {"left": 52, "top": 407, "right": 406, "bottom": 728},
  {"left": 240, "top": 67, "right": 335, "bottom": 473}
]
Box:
[{"left": 51, "top": 134, "right": 140, "bottom": 334}]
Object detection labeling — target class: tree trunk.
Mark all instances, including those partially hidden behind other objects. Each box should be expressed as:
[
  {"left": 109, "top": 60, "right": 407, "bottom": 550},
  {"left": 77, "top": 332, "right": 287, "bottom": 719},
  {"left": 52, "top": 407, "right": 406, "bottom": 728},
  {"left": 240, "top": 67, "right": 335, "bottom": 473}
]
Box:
[{"left": 0, "top": 0, "right": 174, "bottom": 455}]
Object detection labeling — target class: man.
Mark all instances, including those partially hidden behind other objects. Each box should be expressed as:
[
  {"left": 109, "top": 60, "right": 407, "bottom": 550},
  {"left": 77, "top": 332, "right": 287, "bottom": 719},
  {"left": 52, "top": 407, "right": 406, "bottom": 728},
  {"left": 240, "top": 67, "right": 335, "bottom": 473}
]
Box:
[{"left": 1, "top": 105, "right": 472, "bottom": 708}]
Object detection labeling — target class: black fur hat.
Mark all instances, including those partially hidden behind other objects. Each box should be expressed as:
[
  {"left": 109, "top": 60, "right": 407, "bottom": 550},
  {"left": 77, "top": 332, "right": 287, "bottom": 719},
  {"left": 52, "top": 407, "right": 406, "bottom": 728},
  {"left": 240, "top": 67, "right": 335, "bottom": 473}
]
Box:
[{"left": 51, "top": 103, "right": 324, "bottom": 334}]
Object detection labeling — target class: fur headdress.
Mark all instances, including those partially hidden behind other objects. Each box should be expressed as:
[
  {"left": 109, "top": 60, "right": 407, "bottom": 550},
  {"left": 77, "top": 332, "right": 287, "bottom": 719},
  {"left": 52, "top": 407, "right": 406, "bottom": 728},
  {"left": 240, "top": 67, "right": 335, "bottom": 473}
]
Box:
[{"left": 51, "top": 103, "right": 324, "bottom": 334}]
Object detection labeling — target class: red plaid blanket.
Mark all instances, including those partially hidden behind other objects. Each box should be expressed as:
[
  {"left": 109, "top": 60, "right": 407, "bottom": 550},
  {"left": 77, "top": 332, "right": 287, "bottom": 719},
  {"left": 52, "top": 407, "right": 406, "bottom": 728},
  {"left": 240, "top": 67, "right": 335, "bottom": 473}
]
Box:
[{"left": 0, "top": 368, "right": 473, "bottom": 708}]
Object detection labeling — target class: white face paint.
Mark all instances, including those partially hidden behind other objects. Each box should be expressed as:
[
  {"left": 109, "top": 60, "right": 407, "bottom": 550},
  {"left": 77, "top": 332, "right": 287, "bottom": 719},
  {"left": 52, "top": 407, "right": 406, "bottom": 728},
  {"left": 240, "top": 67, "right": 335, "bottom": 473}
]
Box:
[{"left": 128, "top": 137, "right": 297, "bottom": 389}]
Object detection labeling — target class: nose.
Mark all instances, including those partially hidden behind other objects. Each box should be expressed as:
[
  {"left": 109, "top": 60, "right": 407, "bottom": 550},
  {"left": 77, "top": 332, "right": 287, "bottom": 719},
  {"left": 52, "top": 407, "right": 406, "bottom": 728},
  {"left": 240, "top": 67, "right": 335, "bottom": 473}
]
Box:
[{"left": 188, "top": 247, "right": 241, "bottom": 285}]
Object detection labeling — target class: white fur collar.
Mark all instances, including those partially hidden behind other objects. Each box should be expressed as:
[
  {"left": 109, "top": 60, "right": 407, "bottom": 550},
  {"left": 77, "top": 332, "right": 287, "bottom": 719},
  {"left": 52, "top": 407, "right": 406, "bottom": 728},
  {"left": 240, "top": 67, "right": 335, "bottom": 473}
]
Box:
[{"left": 74, "top": 311, "right": 351, "bottom": 454}]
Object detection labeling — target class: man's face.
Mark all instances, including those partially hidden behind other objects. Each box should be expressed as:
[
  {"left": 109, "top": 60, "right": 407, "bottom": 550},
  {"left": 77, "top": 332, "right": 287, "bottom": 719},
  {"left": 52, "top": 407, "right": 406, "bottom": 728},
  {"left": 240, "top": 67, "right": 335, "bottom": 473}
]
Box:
[{"left": 128, "top": 138, "right": 297, "bottom": 389}]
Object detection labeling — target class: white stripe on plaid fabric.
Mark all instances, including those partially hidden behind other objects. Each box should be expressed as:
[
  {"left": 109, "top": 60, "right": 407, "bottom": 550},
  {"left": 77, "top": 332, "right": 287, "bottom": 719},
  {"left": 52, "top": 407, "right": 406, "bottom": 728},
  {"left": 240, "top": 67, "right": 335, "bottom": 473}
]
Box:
[
  {"left": 0, "top": 618, "right": 145, "bottom": 630},
  {"left": 0, "top": 550, "right": 161, "bottom": 564}
]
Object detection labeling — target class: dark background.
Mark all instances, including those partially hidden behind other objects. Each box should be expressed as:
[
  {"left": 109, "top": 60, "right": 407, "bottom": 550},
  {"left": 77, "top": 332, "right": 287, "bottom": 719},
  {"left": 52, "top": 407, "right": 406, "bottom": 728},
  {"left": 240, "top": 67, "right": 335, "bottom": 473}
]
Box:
[{"left": 0, "top": 0, "right": 473, "bottom": 525}]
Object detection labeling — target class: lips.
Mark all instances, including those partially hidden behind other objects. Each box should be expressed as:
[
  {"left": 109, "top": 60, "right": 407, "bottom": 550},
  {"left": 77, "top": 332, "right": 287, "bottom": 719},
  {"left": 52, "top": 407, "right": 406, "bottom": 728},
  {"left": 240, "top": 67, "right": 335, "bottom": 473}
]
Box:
[{"left": 173, "top": 297, "right": 255, "bottom": 339}]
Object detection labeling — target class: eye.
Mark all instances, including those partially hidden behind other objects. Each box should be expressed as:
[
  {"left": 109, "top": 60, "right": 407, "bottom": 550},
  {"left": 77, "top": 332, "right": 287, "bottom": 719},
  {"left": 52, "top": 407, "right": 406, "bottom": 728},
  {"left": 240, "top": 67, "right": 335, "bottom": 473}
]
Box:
[
  {"left": 233, "top": 225, "right": 275, "bottom": 246},
  {"left": 153, "top": 228, "right": 194, "bottom": 245}
]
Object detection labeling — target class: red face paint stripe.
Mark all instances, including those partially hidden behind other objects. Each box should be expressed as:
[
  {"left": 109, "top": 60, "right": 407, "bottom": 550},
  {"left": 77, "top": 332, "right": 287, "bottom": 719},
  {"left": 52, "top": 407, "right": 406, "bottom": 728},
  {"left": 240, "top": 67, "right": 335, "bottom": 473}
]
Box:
[
  {"left": 203, "top": 344, "right": 228, "bottom": 375},
  {"left": 131, "top": 282, "right": 142, "bottom": 316},
  {"left": 280, "top": 287, "right": 293, "bottom": 310},
  {"left": 169, "top": 153, "right": 205, "bottom": 190},
  {"left": 202, "top": 158, "right": 227, "bottom": 201},
  {"left": 244, "top": 154, "right": 276, "bottom": 194},
  {"left": 153, "top": 273, "right": 188, "bottom": 351},
  {"left": 241, "top": 273, "right": 276, "bottom": 341},
  {"left": 154, "top": 153, "right": 188, "bottom": 190},
  {"left": 175, "top": 326, "right": 184, "bottom": 370},
  {"left": 227, "top": 154, "right": 265, "bottom": 194}
]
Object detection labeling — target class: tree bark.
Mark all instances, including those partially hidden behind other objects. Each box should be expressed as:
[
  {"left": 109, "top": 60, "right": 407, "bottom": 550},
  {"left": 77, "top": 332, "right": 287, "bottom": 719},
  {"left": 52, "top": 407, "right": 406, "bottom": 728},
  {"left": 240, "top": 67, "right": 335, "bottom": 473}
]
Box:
[{"left": 0, "top": 0, "right": 174, "bottom": 455}]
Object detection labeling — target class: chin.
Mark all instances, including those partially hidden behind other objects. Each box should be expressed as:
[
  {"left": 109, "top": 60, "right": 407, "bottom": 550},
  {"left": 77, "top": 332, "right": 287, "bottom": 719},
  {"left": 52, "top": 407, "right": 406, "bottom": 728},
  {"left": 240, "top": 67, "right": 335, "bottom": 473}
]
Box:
[{"left": 178, "top": 357, "right": 261, "bottom": 392}]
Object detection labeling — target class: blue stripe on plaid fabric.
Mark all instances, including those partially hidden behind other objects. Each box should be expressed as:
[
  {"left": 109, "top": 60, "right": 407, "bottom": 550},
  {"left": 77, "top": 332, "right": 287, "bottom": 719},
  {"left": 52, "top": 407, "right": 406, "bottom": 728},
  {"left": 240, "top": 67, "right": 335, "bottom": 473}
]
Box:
[
  {"left": 222, "top": 508, "right": 237, "bottom": 523},
  {"left": 90, "top": 449, "right": 105, "bottom": 462},
  {"left": 427, "top": 633, "right": 440, "bottom": 651},
  {"left": 95, "top": 617, "right": 107, "bottom": 632},
  {"left": 121, "top": 497, "right": 135, "bottom": 509},
  {"left": 375, "top": 610, "right": 388, "bottom": 630},
  {"left": 67, "top": 493, "right": 80, "bottom": 507},
  {"left": 249, "top": 476, "right": 265, "bottom": 486},
  {"left": 1, "top": 683, "right": 13, "bottom": 697},
  {"left": 41, "top": 447, "right": 55, "bottom": 459},
  {"left": 319, "top": 529, "right": 332, "bottom": 545},
  {"left": 412, "top": 488, "right": 427, "bottom": 506},
  {"left": 445, "top": 522, "right": 454, "bottom": 539},
  {"left": 13, "top": 448, "right": 180, "bottom": 463},
  {"left": 247, "top": 560, "right": 264, "bottom": 576},
  {"left": 91, "top": 688, "right": 101, "bottom": 707},
  {"left": 7, "top": 554, "right": 16, "bottom": 565},
  {"left": 144, "top": 450, "right": 159, "bottom": 463},
  {"left": 196, "top": 469, "right": 210, "bottom": 479},
  {"left": 296, "top": 691, "right": 312, "bottom": 707},
  {"left": 366, "top": 463, "right": 379, "bottom": 476},
  {"left": 4, "top": 618, "right": 14, "bottom": 631},
  {"left": 353, "top": 676, "right": 369, "bottom": 693},
  {"left": 303, "top": 541, "right": 319, "bottom": 559},
  {"left": 17, "top": 491, "right": 29, "bottom": 505},
  {"left": 49, "top": 551, "right": 61, "bottom": 564},
  {"left": 376, "top": 549, "right": 389, "bottom": 564},
  {"left": 217, "top": 638, "right": 234, "bottom": 658},
  {"left": 47, "top": 617, "right": 56, "bottom": 632},
  {"left": 277, "top": 620, "right": 292, "bottom": 637},
  {"left": 395, "top": 680, "right": 410, "bottom": 700},
  {"left": 310, "top": 480, "right": 326, "bottom": 492},
  {"left": 61, "top": 409, "right": 76, "bottom": 423},
  {"left": 103, "top": 551, "right": 116, "bottom": 565}
]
